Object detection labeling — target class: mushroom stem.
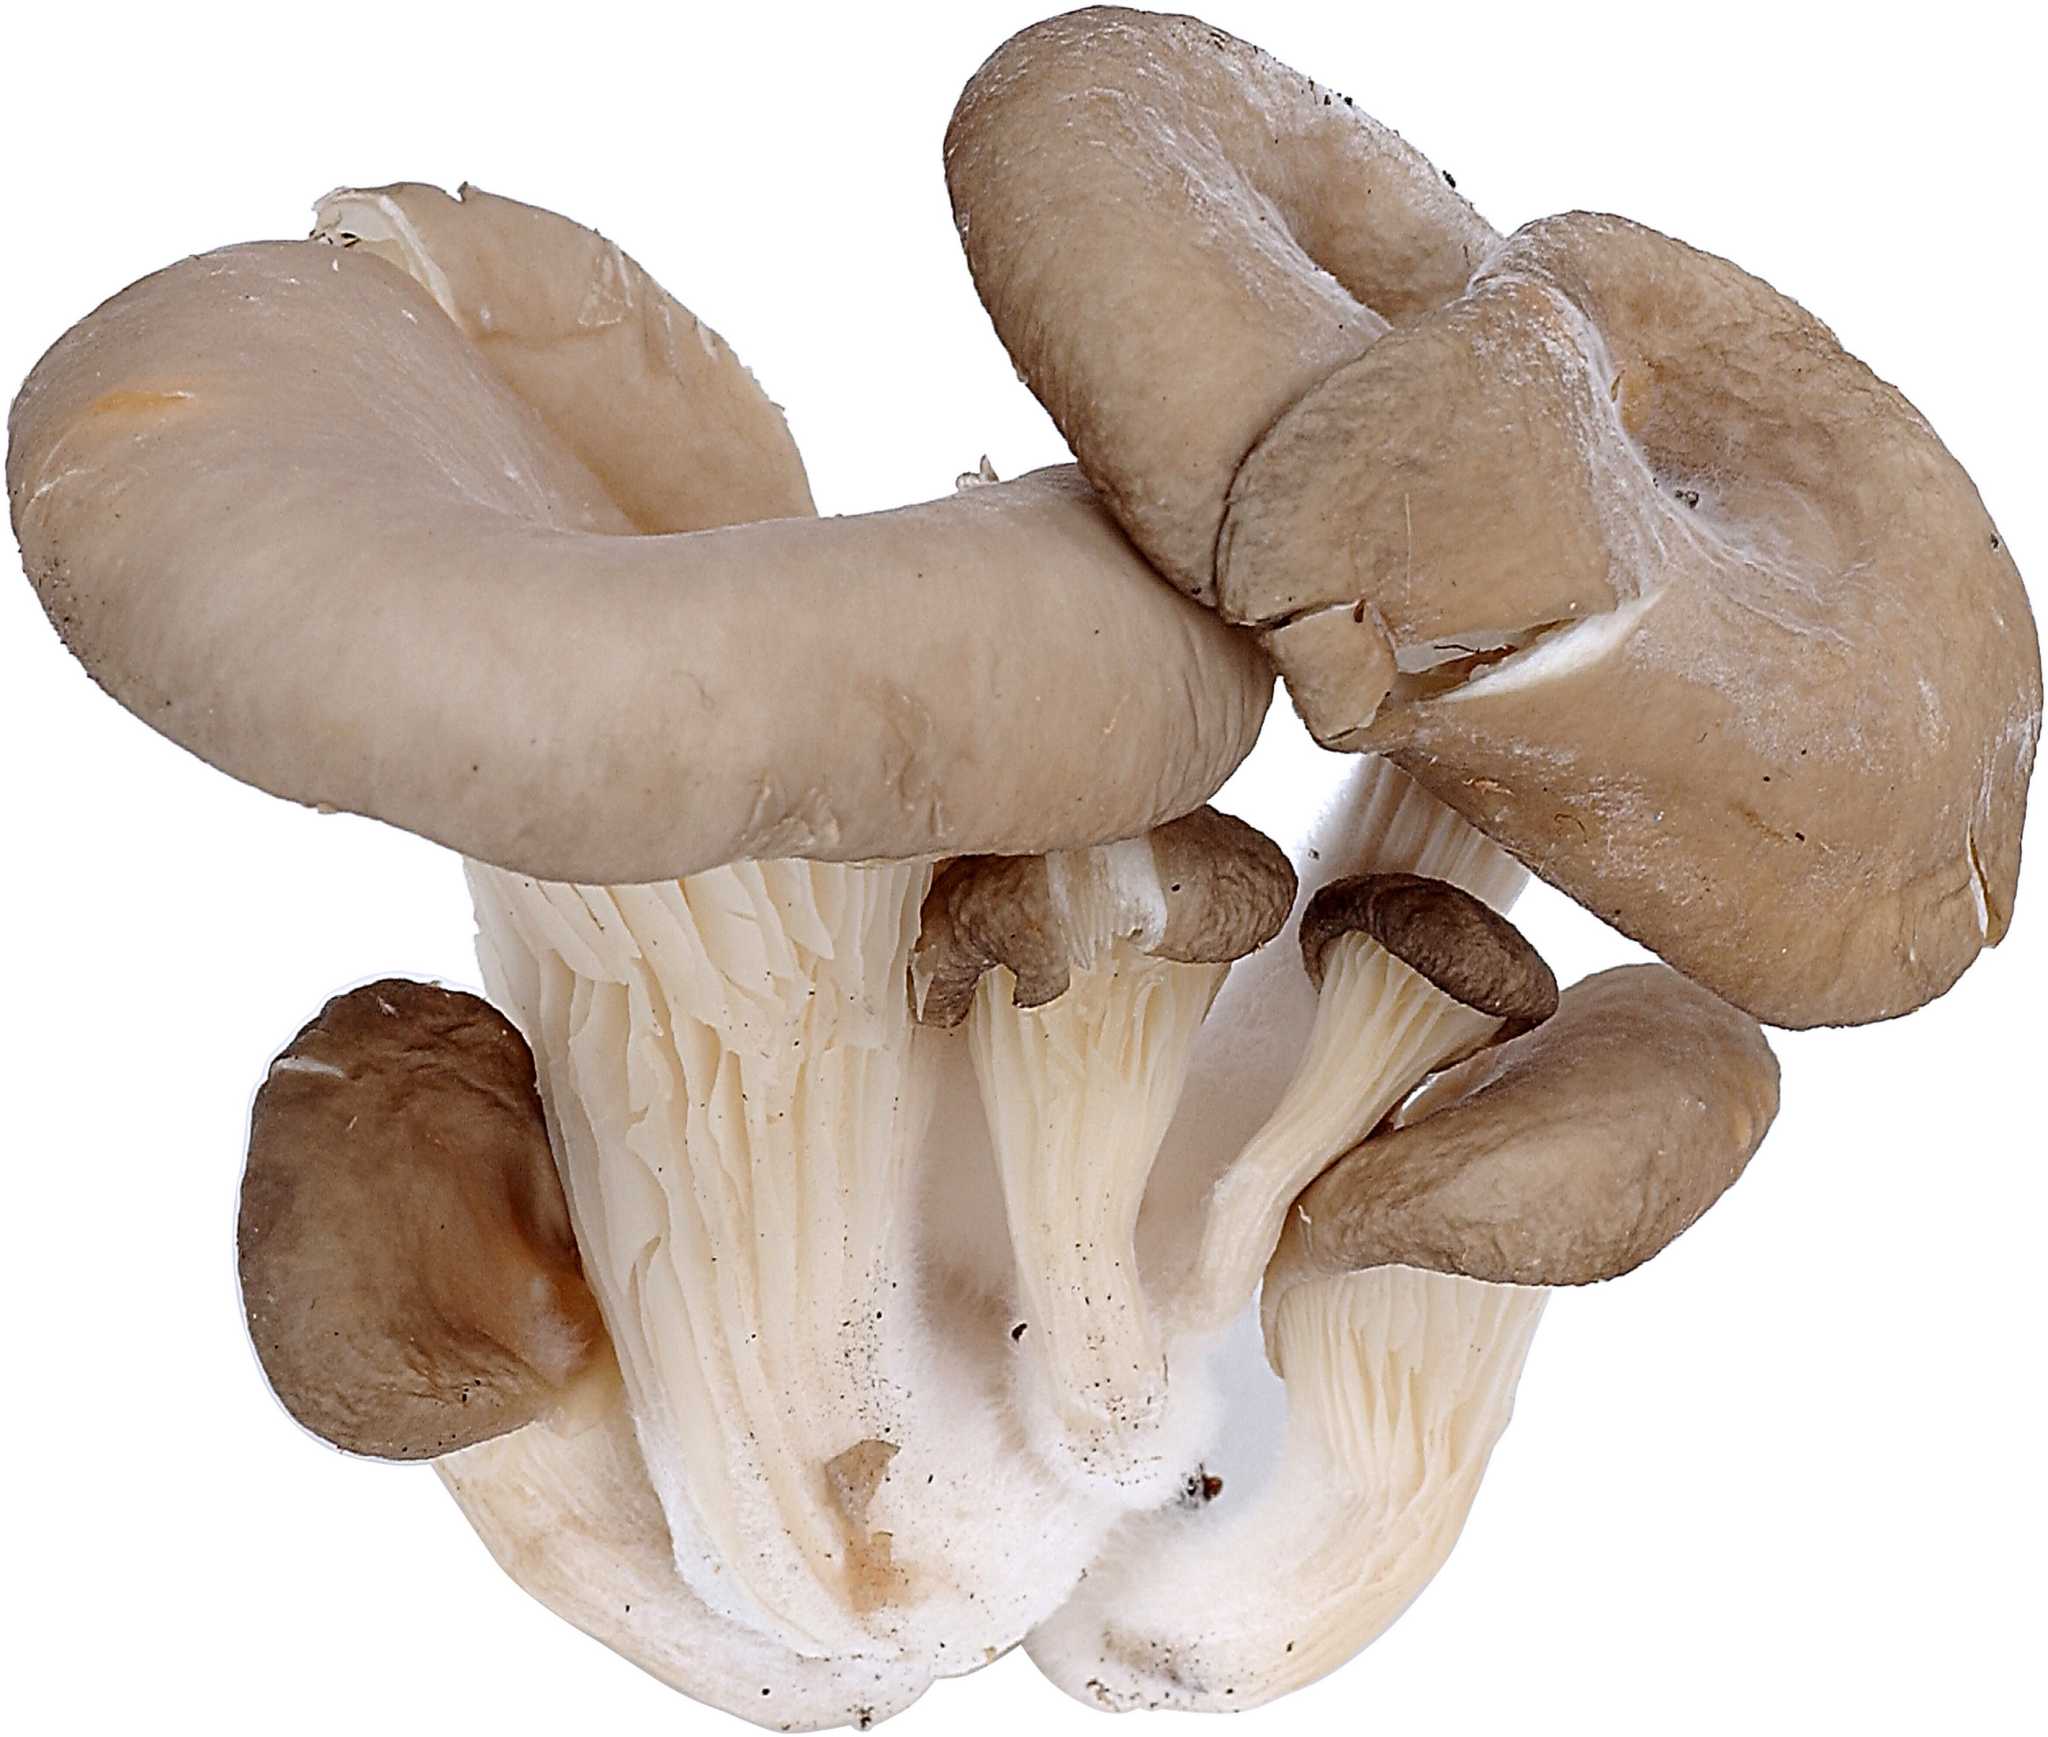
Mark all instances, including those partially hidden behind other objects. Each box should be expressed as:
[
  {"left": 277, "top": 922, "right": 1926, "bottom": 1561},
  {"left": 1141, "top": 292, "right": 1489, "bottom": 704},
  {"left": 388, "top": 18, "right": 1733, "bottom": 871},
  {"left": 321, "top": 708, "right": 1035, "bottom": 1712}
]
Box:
[
  {"left": 967, "top": 940, "right": 1226, "bottom": 1488},
  {"left": 469, "top": 856, "right": 1128, "bottom": 1667},
  {"left": 1172, "top": 762, "right": 1528, "bottom": 1330},
  {"left": 1027, "top": 1267, "right": 1542, "bottom": 1710},
  {"left": 441, "top": 1359, "right": 934, "bottom": 1732},
  {"left": 469, "top": 858, "right": 938, "bottom": 1652},
  {"left": 913, "top": 812, "right": 1294, "bottom": 1492},
  {"left": 1175, "top": 936, "right": 1495, "bottom": 1329}
]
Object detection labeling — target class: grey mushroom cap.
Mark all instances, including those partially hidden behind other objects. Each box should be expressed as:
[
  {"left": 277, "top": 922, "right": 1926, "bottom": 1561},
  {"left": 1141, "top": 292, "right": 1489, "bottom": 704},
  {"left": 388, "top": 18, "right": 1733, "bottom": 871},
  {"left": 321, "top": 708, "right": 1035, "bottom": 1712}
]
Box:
[
  {"left": 238, "top": 979, "right": 605, "bottom": 1460},
  {"left": 1267, "top": 964, "right": 1780, "bottom": 1303},
  {"left": 912, "top": 806, "right": 1296, "bottom": 1028},
  {"left": 7, "top": 183, "right": 1272, "bottom": 886}
]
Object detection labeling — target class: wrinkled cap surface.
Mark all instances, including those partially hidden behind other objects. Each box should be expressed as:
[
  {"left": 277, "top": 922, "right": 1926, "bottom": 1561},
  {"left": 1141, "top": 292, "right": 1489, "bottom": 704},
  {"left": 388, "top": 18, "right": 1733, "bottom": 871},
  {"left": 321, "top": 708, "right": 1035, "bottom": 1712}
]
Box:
[
  {"left": 945, "top": 6, "right": 1494, "bottom": 601},
  {"left": 1224, "top": 213, "right": 2040, "bottom": 1027}
]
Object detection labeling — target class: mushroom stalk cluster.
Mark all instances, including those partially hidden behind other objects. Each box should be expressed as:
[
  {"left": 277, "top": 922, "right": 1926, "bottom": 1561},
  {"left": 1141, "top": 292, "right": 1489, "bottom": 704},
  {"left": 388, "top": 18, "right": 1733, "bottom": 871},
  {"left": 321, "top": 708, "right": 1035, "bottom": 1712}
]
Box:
[{"left": 7, "top": 5, "right": 2037, "bottom": 1732}]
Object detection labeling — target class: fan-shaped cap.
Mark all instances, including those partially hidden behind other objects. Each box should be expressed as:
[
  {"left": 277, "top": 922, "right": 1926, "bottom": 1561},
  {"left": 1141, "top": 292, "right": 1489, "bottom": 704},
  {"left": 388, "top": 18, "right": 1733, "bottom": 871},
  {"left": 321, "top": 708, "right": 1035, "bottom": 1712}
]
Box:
[
  {"left": 1267, "top": 964, "right": 1779, "bottom": 1300},
  {"left": 238, "top": 979, "right": 604, "bottom": 1459},
  {"left": 1223, "top": 214, "right": 2040, "bottom": 1026}
]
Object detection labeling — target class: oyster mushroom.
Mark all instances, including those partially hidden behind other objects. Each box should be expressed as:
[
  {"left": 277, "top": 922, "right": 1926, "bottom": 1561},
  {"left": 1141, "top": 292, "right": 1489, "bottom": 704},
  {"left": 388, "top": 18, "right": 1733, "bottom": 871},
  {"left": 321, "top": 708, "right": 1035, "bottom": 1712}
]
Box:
[
  {"left": 7, "top": 180, "right": 1272, "bottom": 1708},
  {"left": 9, "top": 182, "right": 1270, "bottom": 886},
  {"left": 1266, "top": 964, "right": 1783, "bottom": 1307},
  {"left": 1225, "top": 213, "right": 2040, "bottom": 1026},
  {"left": 910, "top": 806, "right": 1295, "bottom": 1490},
  {"left": 1173, "top": 871, "right": 1555, "bottom": 1332},
  {"left": 1031, "top": 965, "right": 1779, "bottom": 1711},
  {"left": 944, "top": 4, "right": 1494, "bottom": 602},
  {"left": 946, "top": 6, "right": 2040, "bottom": 1026}
]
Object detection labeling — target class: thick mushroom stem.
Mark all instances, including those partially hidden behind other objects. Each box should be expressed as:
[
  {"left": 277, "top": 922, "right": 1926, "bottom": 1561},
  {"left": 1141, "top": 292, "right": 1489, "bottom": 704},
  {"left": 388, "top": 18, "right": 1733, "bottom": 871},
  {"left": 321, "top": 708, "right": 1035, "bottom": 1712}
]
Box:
[
  {"left": 913, "top": 810, "right": 1294, "bottom": 1491},
  {"left": 1026, "top": 1268, "right": 1543, "bottom": 1711},
  {"left": 469, "top": 860, "right": 940, "bottom": 1652},
  {"left": 441, "top": 1361, "right": 932, "bottom": 1733},
  {"left": 1174, "top": 864, "right": 1550, "bottom": 1332}
]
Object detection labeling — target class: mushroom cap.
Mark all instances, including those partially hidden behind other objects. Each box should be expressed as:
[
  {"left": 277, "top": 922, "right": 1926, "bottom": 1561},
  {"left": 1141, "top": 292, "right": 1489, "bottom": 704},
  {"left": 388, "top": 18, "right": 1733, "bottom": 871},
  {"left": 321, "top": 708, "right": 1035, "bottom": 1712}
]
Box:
[
  {"left": 1269, "top": 964, "right": 1780, "bottom": 1296},
  {"left": 8, "top": 183, "right": 1272, "bottom": 885},
  {"left": 1223, "top": 213, "right": 2041, "bottom": 1026},
  {"left": 1298, "top": 872, "right": 1558, "bottom": 1036},
  {"left": 237, "top": 979, "right": 603, "bottom": 1459},
  {"left": 912, "top": 806, "right": 1295, "bottom": 1027},
  {"left": 944, "top": 6, "right": 1494, "bottom": 601}
]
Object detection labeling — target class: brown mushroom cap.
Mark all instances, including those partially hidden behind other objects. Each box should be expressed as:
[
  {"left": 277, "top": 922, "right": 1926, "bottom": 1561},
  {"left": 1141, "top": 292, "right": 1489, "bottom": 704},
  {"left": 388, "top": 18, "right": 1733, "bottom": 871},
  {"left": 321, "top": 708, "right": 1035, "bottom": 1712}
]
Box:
[
  {"left": 237, "top": 979, "right": 603, "bottom": 1459},
  {"left": 1268, "top": 964, "right": 1779, "bottom": 1297},
  {"left": 1297, "top": 872, "right": 1558, "bottom": 1039},
  {"left": 8, "top": 183, "right": 1272, "bottom": 886},
  {"left": 912, "top": 806, "right": 1296, "bottom": 1027},
  {"left": 1223, "top": 213, "right": 2040, "bottom": 1027},
  {"left": 944, "top": 6, "right": 1493, "bottom": 602}
]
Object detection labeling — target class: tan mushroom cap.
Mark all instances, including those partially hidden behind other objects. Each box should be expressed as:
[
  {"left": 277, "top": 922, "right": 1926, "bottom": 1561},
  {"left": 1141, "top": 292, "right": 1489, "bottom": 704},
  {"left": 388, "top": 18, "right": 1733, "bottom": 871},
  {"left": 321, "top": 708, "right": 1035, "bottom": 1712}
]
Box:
[
  {"left": 237, "top": 980, "right": 604, "bottom": 1460},
  {"left": 911, "top": 805, "right": 1296, "bottom": 1027},
  {"left": 945, "top": 6, "right": 1493, "bottom": 601},
  {"left": 8, "top": 184, "right": 1272, "bottom": 886},
  {"left": 1224, "top": 213, "right": 2040, "bottom": 1027},
  {"left": 1267, "top": 964, "right": 1779, "bottom": 1305},
  {"left": 1298, "top": 872, "right": 1558, "bottom": 1035}
]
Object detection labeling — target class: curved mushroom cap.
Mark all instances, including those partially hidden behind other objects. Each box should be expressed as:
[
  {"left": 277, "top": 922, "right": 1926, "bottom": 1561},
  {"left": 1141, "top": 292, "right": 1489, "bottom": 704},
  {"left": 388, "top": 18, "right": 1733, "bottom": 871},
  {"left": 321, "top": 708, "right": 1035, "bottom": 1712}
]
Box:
[
  {"left": 238, "top": 980, "right": 604, "bottom": 1459},
  {"left": 944, "top": 6, "right": 1494, "bottom": 601},
  {"left": 312, "top": 183, "right": 813, "bottom": 537},
  {"left": 8, "top": 184, "right": 1272, "bottom": 885},
  {"left": 1268, "top": 964, "right": 1779, "bottom": 1302},
  {"left": 1298, "top": 872, "right": 1558, "bottom": 1035},
  {"left": 1224, "top": 213, "right": 2041, "bottom": 1026},
  {"left": 911, "top": 806, "right": 1296, "bottom": 1027}
]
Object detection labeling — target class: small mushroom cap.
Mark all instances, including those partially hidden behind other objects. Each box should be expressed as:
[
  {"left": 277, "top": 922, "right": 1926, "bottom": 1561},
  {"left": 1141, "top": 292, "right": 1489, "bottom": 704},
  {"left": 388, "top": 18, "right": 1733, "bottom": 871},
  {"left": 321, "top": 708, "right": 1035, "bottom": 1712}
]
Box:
[
  {"left": 1223, "top": 211, "right": 2040, "bottom": 1027},
  {"left": 1269, "top": 964, "right": 1779, "bottom": 1296},
  {"left": 1298, "top": 872, "right": 1558, "bottom": 1039},
  {"left": 945, "top": 6, "right": 1494, "bottom": 601},
  {"left": 8, "top": 183, "right": 1271, "bottom": 885},
  {"left": 238, "top": 979, "right": 603, "bottom": 1459},
  {"left": 913, "top": 806, "right": 1296, "bottom": 1027}
]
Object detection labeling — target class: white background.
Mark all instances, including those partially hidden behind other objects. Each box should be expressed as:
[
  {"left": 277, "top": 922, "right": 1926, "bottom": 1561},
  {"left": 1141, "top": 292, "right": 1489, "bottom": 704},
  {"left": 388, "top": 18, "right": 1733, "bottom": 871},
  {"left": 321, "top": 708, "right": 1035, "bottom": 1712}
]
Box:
[{"left": 3, "top": 2, "right": 2041, "bottom": 1732}]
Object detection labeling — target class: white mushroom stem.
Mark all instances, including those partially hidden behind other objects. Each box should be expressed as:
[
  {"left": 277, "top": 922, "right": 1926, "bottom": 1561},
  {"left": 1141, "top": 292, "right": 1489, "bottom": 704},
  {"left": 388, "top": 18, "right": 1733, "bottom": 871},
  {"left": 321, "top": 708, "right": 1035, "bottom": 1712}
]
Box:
[
  {"left": 1026, "top": 1268, "right": 1542, "bottom": 1710},
  {"left": 469, "top": 860, "right": 933, "bottom": 1652},
  {"left": 1173, "top": 763, "right": 1528, "bottom": 1329},
  {"left": 440, "top": 1361, "right": 932, "bottom": 1733},
  {"left": 968, "top": 939, "right": 1226, "bottom": 1490},
  {"left": 1175, "top": 937, "right": 1497, "bottom": 1330},
  {"left": 468, "top": 859, "right": 1119, "bottom": 1665}
]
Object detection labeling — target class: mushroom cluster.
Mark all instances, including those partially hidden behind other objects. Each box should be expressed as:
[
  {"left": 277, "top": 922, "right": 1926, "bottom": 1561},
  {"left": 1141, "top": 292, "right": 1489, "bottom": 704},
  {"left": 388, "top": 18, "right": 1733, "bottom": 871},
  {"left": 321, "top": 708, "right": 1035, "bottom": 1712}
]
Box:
[{"left": 6, "top": 8, "right": 2037, "bottom": 1732}]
